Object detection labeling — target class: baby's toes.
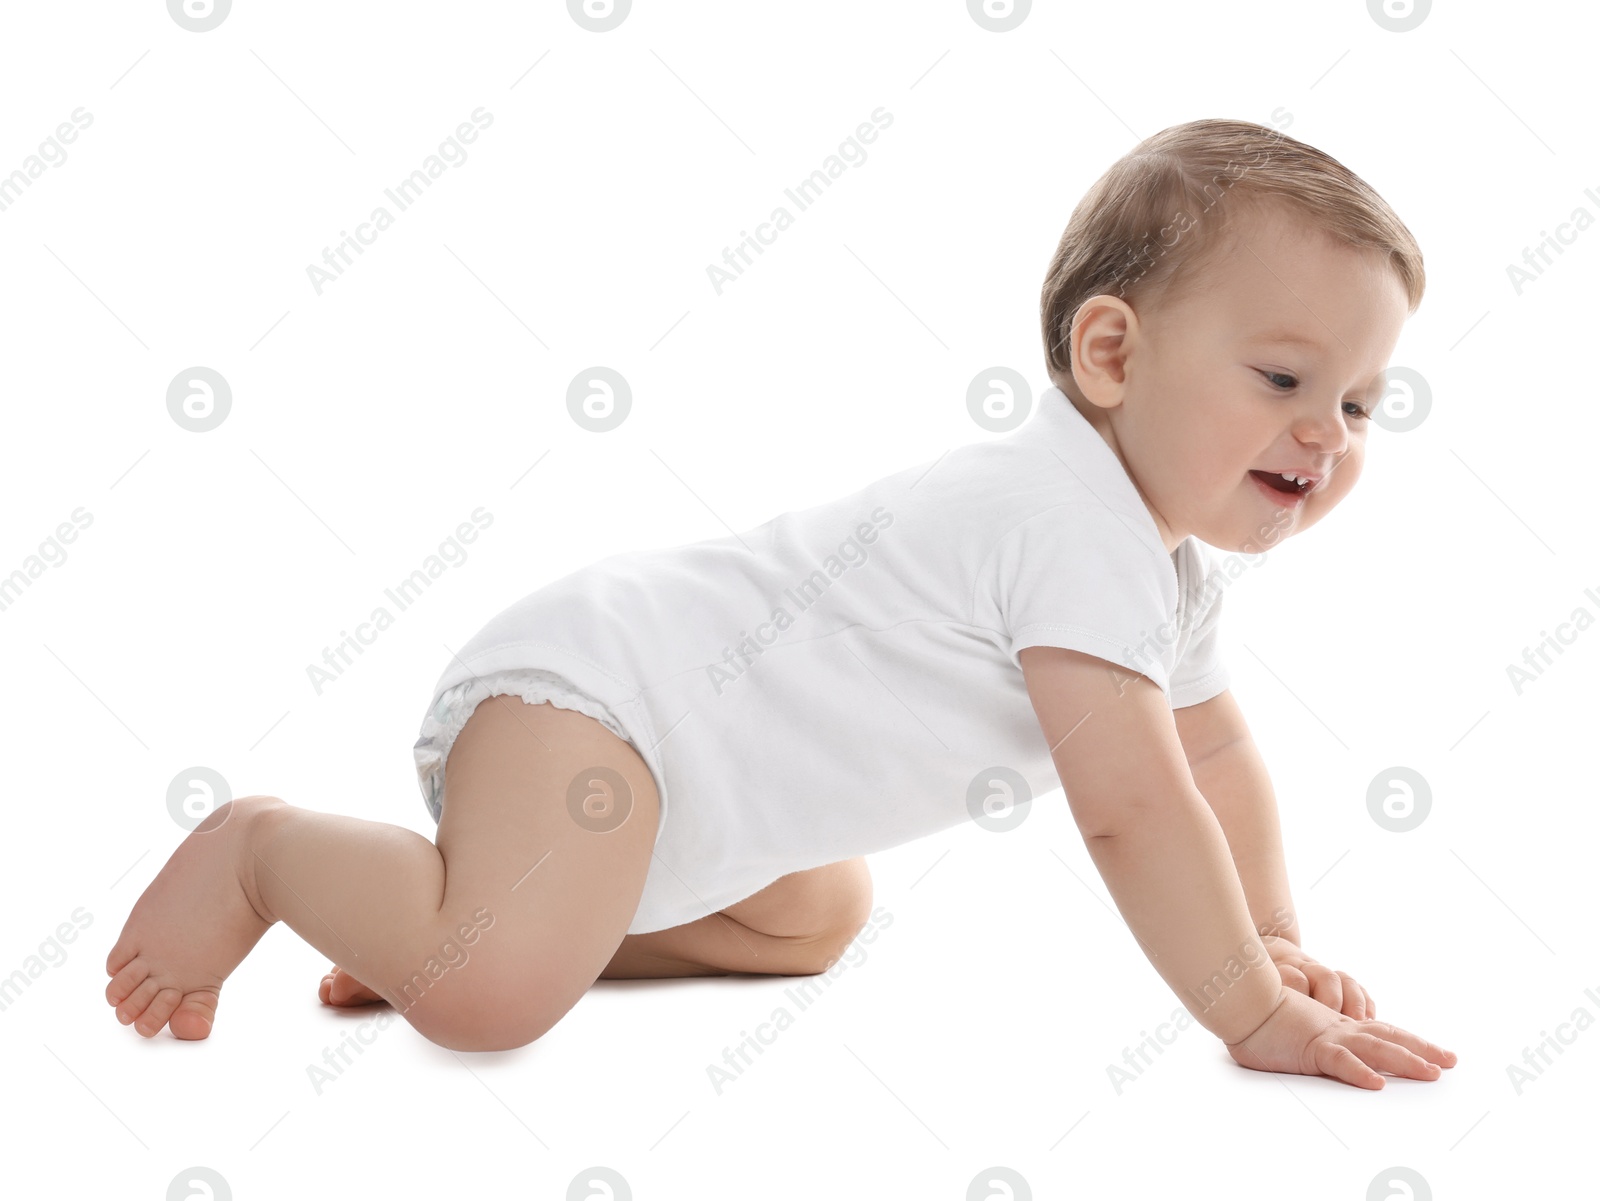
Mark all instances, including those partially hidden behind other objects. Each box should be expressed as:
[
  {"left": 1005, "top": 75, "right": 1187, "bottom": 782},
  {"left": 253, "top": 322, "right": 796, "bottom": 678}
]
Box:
[
  {"left": 320, "top": 966, "right": 383, "bottom": 1007},
  {"left": 317, "top": 971, "right": 353, "bottom": 1006},
  {"left": 105, "top": 957, "right": 150, "bottom": 1008},
  {"left": 115, "top": 975, "right": 164, "bottom": 1026},
  {"left": 168, "top": 991, "right": 219, "bottom": 1041},
  {"left": 105, "top": 938, "right": 137, "bottom": 979},
  {"left": 134, "top": 987, "right": 185, "bottom": 1038}
]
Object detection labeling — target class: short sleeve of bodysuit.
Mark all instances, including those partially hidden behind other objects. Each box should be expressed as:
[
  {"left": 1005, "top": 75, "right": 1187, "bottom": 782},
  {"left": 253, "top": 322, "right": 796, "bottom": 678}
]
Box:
[
  {"left": 980, "top": 501, "right": 1179, "bottom": 698},
  {"left": 1168, "top": 540, "right": 1232, "bottom": 710}
]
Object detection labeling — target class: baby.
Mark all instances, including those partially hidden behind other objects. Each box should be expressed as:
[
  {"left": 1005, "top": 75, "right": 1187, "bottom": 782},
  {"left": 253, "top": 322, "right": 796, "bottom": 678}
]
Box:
[{"left": 107, "top": 117, "right": 1457, "bottom": 1089}]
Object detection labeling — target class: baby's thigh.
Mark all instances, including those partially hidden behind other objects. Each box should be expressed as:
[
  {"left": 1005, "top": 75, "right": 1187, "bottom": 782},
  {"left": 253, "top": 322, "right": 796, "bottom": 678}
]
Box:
[
  {"left": 429, "top": 697, "right": 661, "bottom": 1039},
  {"left": 721, "top": 856, "right": 874, "bottom": 942},
  {"left": 601, "top": 856, "right": 874, "bottom": 980}
]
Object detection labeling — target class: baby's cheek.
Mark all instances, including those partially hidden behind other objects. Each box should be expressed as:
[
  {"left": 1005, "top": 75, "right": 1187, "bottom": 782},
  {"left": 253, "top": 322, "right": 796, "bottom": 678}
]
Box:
[{"left": 1327, "top": 445, "right": 1364, "bottom": 503}]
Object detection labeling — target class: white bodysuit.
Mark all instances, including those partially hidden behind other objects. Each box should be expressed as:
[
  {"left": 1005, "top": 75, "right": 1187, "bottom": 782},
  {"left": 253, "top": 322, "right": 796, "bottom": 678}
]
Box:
[{"left": 413, "top": 385, "right": 1232, "bottom": 934}]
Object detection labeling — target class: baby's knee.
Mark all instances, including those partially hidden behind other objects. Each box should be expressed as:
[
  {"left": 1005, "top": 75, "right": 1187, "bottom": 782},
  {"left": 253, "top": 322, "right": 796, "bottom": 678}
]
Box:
[
  {"left": 412, "top": 1005, "right": 554, "bottom": 1053},
  {"left": 386, "top": 927, "right": 566, "bottom": 1052},
  {"left": 398, "top": 970, "right": 562, "bottom": 1052},
  {"left": 819, "top": 857, "right": 875, "bottom": 945},
  {"left": 793, "top": 861, "right": 876, "bottom": 974}
]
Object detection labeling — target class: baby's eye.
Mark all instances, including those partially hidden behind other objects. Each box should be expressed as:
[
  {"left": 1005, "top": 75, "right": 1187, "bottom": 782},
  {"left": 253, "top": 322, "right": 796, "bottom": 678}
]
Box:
[{"left": 1258, "top": 369, "right": 1370, "bottom": 420}]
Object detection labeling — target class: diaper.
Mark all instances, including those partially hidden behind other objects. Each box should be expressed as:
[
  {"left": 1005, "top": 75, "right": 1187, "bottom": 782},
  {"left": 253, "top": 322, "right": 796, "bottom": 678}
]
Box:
[{"left": 413, "top": 666, "right": 639, "bottom": 824}]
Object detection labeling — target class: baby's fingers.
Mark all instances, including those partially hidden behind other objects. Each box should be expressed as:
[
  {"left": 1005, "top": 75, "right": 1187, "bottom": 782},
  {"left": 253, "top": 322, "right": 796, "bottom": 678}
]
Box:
[
  {"left": 1335, "top": 973, "right": 1368, "bottom": 1019},
  {"left": 1366, "top": 1021, "right": 1458, "bottom": 1069},
  {"left": 1348, "top": 1031, "right": 1443, "bottom": 1081},
  {"left": 1314, "top": 1041, "right": 1384, "bottom": 1089},
  {"left": 1337, "top": 974, "right": 1380, "bottom": 1021}
]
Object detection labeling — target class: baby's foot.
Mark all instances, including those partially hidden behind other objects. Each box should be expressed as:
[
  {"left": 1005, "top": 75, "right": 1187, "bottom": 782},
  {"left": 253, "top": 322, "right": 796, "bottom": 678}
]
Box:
[
  {"left": 318, "top": 965, "right": 384, "bottom": 1007},
  {"left": 105, "top": 796, "right": 285, "bottom": 1039}
]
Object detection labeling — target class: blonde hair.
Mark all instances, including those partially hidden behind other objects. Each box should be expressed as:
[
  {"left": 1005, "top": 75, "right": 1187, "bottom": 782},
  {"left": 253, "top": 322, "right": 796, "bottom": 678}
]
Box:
[{"left": 1039, "top": 118, "right": 1425, "bottom": 391}]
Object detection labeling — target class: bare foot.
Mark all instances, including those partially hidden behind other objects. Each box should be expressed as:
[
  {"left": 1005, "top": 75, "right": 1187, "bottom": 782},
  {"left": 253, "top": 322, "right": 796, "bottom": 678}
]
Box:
[
  {"left": 319, "top": 964, "right": 385, "bottom": 1007},
  {"left": 105, "top": 796, "right": 285, "bottom": 1040}
]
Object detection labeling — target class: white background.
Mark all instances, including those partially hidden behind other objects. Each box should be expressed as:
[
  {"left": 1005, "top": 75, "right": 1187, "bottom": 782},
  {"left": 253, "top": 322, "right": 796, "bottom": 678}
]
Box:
[{"left": 2, "top": 1, "right": 1595, "bottom": 1197}]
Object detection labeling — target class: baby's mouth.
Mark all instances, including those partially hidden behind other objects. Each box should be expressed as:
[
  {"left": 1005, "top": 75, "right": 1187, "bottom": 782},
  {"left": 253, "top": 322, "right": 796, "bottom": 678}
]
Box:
[{"left": 1249, "top": 470, "right": 1310, "bottom": 496}]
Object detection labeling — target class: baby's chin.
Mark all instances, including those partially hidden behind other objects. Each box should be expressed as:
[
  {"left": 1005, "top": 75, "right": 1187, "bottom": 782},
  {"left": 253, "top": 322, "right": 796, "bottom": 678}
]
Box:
[{"left": 1191, "top": 508, "right": 1303, "bottom": 556}]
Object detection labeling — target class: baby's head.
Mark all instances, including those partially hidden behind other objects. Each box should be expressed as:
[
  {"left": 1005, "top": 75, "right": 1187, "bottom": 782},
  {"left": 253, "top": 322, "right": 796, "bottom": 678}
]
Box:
[{"left": 1039, "top": 118, "right": 1425, "bottom": 555}]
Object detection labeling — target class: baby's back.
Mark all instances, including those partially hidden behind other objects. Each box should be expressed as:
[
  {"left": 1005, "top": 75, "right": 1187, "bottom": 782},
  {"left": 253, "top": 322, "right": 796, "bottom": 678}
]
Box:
[{"left": 424, "top": 391, "right": 1212, "bottom": 934}]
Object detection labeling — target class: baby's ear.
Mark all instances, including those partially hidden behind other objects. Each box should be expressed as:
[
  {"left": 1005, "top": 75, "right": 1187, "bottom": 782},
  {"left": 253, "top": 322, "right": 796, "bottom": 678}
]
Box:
[{"left": 1068, "top": 295, "right": 1135, "bottom": 409}]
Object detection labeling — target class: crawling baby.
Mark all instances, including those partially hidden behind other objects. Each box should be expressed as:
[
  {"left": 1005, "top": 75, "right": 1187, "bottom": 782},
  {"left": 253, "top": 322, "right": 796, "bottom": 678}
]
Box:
[{"left": 107, "top": 116, "right": 1456, "bottom": 1090}]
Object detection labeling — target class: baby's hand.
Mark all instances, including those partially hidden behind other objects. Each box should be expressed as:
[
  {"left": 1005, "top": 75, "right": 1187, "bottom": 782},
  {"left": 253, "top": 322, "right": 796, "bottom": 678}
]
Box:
[
  {"left": 1262, "top": 934, "right": 1374, "bottom": 1019},
  {"left": 1225, "top": 987, "right": 1457, "bottom": 1089}
]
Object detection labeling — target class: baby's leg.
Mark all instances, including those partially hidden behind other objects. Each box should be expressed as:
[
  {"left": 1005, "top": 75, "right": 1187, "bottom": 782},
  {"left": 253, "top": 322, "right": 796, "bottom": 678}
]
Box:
[
  {"left": 106, "top": 697, "right": 660, "bottom": 1051},
  {"left": 323, "top": 854, "right": 874, "bottom": 995},
  {"left": 597, "top": 856, "right": 874, "bottom": 979}
]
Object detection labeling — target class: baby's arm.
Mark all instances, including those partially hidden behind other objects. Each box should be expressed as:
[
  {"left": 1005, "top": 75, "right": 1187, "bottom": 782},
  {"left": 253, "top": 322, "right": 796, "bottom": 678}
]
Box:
[
  {"left": 1176, "top": 689, "right": 1383, "bottom": 1018},
  {"left": 1019, "top": 646, "right": 1453, "bottom": 1086},
  {"left": 1018, "top": 646, "right": 1281, "bottom": 1045},
  {"left": 1173, "top": 689, "right": 1300, "bottom": 945}
]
